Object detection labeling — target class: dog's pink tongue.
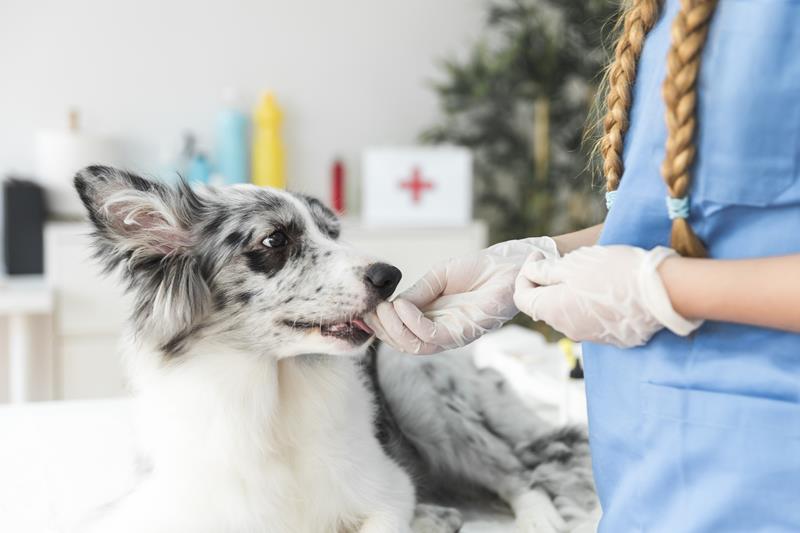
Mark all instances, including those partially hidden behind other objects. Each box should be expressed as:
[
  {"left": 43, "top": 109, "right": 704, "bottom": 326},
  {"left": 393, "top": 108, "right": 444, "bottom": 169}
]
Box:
[{"left": 352, "top": 318, "right": 373, "bottom": 335}]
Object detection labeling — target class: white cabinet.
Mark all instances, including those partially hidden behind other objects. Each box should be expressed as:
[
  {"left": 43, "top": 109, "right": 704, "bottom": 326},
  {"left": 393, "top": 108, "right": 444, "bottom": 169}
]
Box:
[
  {"left": 44, "top": 220, "right": 487, "bottom": 399},
  {"left": 45, "top": 224, "right": 130, "bottom": 336},
  {"left": 44, "top": 223, "right": 130, "bottom": 399}
]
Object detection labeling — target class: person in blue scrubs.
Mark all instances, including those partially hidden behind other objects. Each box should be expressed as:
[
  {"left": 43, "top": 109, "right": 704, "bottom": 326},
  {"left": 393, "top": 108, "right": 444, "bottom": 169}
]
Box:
[{"left": 366, "top": 0, "right": 800, "bottom": 530}]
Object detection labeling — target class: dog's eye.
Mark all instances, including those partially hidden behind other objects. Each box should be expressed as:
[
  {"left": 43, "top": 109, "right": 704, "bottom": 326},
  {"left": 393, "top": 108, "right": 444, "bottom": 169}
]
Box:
[{"left": 262, "top": 230, "right": 288, "bottom": 249}]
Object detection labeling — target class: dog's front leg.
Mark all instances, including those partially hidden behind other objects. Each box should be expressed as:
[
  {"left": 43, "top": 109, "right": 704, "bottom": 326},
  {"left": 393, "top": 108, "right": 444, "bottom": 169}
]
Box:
[
  {"left": 354, "top": 442, "right": 415, "bottom": 533},
  {"left": 359, "top": 511, "right": 413, "bottom": 533}
]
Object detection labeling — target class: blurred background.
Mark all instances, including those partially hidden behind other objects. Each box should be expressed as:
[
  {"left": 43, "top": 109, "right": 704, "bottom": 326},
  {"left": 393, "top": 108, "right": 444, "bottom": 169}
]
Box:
[{"left": 0, "top": 0, "right": 614, "bottom": 404}]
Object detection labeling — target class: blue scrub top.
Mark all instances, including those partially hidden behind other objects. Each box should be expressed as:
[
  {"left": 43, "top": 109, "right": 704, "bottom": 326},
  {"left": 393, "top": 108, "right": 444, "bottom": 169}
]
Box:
[{"left": 584, "top": 1, "right": 800, "bottom": 531}]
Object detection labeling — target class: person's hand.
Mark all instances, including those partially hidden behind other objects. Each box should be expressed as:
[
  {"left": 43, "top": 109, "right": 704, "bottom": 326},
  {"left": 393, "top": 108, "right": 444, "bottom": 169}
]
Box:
[
  {"left": 513, "top": 245, "right": 703, "bottom": 348},
  {"left": 364, "top": 237, "right": 560, "bottom": 354}
]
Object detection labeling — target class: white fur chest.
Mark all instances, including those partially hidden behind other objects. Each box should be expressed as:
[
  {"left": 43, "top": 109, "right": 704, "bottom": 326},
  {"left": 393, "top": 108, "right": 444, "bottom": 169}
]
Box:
[{"left": 119, "top": 344, "right": 412, "bottom": 533}]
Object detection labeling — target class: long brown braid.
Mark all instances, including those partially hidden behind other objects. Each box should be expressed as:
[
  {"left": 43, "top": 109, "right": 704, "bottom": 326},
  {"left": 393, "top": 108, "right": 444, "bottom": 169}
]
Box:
[
  {"left": 601, "top": 0, "right": 719, "bottom": 257},
  {"left": 601, "top": 0, "right": 663, "bottom": 192},
  {"left": 661, "top": 0, "right": 718, "bottom": 256}
]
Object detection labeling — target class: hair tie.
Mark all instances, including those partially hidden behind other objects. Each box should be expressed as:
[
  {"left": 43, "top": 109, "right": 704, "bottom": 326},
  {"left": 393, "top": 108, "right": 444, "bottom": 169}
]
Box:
[
  {"left": 666, "top": 195, "right": 690, "bottom": 220},
  {"left": 605, "top": 190, "right": 618, "bottom": 210}
]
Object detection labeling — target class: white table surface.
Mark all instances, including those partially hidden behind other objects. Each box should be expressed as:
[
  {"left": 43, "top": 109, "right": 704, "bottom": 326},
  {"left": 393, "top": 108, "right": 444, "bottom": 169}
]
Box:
[
  {"left": 0, "top": 275, "right": 54, "bottom": 403},
  {"left": 0, "top": 398, "right": 517, "bottom": 532},
  {"left": 0, "top": 275, "right": 53, "bottom": 314}
]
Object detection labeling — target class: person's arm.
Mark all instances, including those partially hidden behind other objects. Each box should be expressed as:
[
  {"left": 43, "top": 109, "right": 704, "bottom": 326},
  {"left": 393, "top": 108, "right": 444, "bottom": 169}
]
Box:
[
  {"left": 552, "top": 223, "right": 603, "bottom": 255},
  {"left": 659, "top": 254, "right": 800, "bottom": 333}
]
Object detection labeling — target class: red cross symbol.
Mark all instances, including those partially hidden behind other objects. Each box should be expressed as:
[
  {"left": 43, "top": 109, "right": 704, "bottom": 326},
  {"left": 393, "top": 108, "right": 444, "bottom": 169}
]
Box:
[{"left": 399, "top": 167, "right": 435, "bottom": 204}]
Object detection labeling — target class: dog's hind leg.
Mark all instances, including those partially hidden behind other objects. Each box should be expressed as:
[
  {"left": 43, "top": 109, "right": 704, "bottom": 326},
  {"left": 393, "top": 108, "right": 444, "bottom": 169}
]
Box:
[
  {"left": 515, "top": 427, "right": 599, "bottom": 525},
  {"left": 569, "top": 505, "right": 601, "bottom": 533},
  {"left": 376, "top": 346, "right": 569, "bottom": 532},
  {"left": 513, "top": 427, "right": 598, "bottom": 531},
  {"left": 508, "top": 488, "right": 566, "bottom": 533},
  {"left": 411, "top": 504, "right": 463, "bottom": 533}
]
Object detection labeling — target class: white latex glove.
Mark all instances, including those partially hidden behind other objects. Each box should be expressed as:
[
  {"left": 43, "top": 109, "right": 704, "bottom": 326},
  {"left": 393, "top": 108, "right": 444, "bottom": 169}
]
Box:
[
  {"left": 364, "top": 237, "right": 560, "bottom": 354},
  {"left": 513, "top": 245, "right": 703, "bottom": 348}
]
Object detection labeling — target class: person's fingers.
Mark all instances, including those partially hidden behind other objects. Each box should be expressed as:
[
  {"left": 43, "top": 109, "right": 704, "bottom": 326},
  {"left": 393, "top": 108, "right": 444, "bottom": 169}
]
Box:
[
  {"left": 393, "top": 298, "right": 456, "bottom": 347},
  {"left": 518, "top": 255, "right": 567, "bottom": 286},
  {"left": 374, "top": 302, "right": 441, "bottom": 355},
  {"left": 374, "top": 303, "right": 412, "bottom": 350},
  {"left": 513, "top": 271, "right": 537, "bottom": 317},
  {"left": 364, "top": 310, "right": 441, "bottom": 355},
  {"left": 410, "top": 342, "right": 442, "bottom": 355},
  {"left": 363, "top": 310, "right": 395, "bottom": 345},
  {"left": 398, "top": 265, "right": 447, "bottom": 308},
  {"left": 523, "top": 249, "right": 547, "bottom": 264},
  {"left": 513, "top": 279, "right": 566, "bottom": 323}
]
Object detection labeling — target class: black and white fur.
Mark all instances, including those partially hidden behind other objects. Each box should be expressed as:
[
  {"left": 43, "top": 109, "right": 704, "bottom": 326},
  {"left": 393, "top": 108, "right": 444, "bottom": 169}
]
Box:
[{"left": 74, "top": 166, "right": 598, "bottom": 533}]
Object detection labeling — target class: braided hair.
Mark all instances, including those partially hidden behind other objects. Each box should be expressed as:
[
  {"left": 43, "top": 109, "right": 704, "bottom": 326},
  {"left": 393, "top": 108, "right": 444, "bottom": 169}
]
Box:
[{"left": 601, "top": 0, "right": 718, "bottom": 257}]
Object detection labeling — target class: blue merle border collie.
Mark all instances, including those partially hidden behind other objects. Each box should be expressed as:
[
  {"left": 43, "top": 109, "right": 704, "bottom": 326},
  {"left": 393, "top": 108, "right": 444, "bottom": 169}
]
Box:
[{"left": 74, "top": 166, "right": 598, "bottom": 533}]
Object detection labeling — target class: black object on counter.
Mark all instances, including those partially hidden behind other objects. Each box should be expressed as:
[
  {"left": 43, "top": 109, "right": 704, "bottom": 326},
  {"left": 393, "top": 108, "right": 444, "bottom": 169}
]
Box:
[
  {"left": 569, "top": 358, "right": 584, "bottom": 380},
  {"left": 3, "top": 179, "right": 45, "bottom": 275}
]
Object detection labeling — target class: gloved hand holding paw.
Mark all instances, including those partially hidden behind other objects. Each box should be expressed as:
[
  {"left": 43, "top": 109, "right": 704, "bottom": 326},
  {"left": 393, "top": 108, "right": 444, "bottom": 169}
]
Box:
[
  {"left": 364, "top": 237, "right": 560, "bottom": 354},
  {"left": 513, "top": 245, "right": 703, "bottom": 348}
]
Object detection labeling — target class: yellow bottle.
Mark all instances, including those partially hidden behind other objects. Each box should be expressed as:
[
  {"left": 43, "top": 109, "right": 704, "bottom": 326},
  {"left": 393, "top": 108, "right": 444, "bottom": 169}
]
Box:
[{"left": 251, "top": 92, "right": 286, "bottom": 188}]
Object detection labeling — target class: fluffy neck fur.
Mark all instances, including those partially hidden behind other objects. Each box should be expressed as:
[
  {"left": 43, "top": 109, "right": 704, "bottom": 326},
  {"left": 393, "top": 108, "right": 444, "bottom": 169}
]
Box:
[{"left": 120, "top": 337, "right": 399, "bottom": 532}]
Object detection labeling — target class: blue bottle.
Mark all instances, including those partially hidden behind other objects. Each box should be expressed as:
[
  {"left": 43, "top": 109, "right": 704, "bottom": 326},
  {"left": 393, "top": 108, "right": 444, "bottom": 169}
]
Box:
[
  {"left": 216, "top": 88, "right": 249, "bottom": 185},
  {"left": 187, "top": 152, "right": 212, "bottom": 184},
  {"left": 158, "top": 133, "right": 196, "bottom": 184}
]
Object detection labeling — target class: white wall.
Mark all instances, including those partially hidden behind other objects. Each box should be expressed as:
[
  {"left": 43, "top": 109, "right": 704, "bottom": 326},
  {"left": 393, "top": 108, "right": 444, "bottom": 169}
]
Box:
[{"left": 0, "top": 0, "right": 485, "bottom": 199}]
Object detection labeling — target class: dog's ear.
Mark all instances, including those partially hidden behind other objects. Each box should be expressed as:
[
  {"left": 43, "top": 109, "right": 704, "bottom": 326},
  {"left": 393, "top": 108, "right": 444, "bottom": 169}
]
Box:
[
  {"left": 74, "top": 165, "right": 203, "bottom": 267},
  {"left": 293, "top": 193, "right": 340, "bottom": 240},
  {"left": 75, "top": 166, "right": 211, "bottom": 348}
]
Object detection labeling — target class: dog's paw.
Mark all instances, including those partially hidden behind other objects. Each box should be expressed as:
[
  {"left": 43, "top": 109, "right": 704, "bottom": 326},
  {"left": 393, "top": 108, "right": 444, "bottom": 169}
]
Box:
[
  {"left": 411, "top": 504, "right": 463, "bottom": 533},
  {"left": 512, "top": 490, "right": 567, "bottom": 533},
  {"left": 565, "top": 505, "right": 600, "bottom": 533},
  {"left": 514, "top": 512, "right": 565, "bottom": 533}
]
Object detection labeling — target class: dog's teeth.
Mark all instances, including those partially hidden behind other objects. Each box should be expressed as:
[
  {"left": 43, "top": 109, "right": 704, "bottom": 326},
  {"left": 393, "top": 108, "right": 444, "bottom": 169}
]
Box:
[{"left": 318, "top": 318, "right": 372, "bottom": 343}]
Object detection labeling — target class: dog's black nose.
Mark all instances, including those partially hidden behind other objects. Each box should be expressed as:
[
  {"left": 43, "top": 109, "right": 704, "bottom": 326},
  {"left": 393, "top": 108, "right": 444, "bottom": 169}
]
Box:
[{"left": 365, "top": 263, "right": 402, "bottom": 299}]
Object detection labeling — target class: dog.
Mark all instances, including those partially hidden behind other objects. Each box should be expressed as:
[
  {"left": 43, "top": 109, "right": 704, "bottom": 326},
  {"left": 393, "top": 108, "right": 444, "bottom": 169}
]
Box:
[{"left": 74, "top": 166, "right": 598, "bottom": 533}]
